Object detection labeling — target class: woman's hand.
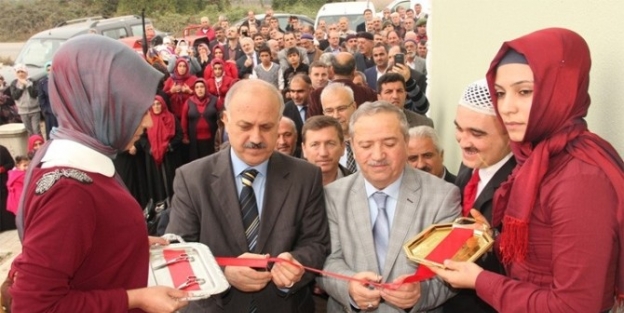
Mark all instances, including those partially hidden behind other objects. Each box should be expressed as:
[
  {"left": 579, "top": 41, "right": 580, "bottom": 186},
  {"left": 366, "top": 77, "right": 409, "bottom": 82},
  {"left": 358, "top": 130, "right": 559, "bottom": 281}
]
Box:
[
  {"left": 127, "top": 286, "right": 189, "bottom": 313},
  {"left": 429, "top": 260, "right": 484, "bottom": 289}
]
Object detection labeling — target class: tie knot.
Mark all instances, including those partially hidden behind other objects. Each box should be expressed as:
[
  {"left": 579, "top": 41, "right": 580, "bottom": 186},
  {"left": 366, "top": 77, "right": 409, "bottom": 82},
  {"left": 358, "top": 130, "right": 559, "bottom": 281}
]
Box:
[
  {"left": 242, "top": 169, "right": 259, "bottom": 187},
  {"left": 470, "top": 168, "right": 480, "bottom": 182},
  {"left": 372, "top": 191, "right": 388, "bottom": 210}
]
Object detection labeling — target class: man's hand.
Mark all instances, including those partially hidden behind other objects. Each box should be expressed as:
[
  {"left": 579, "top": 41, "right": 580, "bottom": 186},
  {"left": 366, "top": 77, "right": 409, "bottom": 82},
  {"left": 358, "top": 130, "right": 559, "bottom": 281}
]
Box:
[
  {"left": 390, "top": 63, "right": 411, "bottom": 82},
  {"left": 348, "top": 271, "right": 382, "bottom": 310},
  {"left": 244, "top": 57, "right": 253, "bottom": 67},
  {"left": 380, "top": 274, "right": 421, "bottom": 309},
  {"left": 429, "top": 260, "right": 483, "bottom": 289},
  {"left": 223, "top": 253, "right": 272, "bottom": 292},
  {"left": 270, "top": 252, "right": 305, "bottom": 289}
]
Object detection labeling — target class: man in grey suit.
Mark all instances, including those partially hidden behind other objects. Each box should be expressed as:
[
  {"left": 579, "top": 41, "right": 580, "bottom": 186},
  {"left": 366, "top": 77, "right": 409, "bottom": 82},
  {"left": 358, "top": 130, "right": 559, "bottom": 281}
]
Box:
[
  {"left": 318, "top": 101, "right": 460, "bottom": 312},
  {"left": 166, "top": 79, "right": 330, "bottom": 313}
]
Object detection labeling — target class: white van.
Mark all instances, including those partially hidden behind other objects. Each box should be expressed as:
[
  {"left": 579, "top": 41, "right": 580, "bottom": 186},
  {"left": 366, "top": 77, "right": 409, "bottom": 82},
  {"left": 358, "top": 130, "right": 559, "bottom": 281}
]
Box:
[
  {"left": 380, "top": 0, "right": 432, "bottom": 17},
  {"left": 315, "top": 1, "right": 376, "bottom": 32}
]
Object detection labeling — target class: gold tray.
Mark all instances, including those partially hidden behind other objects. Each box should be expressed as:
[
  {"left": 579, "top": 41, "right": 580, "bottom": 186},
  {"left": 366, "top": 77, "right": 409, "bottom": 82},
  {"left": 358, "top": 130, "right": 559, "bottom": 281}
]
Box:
[{"left": 403, "top": 218, "right": 494, "bottom": 269}]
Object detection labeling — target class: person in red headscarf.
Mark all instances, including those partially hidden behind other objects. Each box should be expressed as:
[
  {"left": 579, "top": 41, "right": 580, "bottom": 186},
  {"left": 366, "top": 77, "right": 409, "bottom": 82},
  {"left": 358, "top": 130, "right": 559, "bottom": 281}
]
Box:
[
  {"left": 431, "top": 28, "right": 624, "bottom": 313},
  {"left": 163, "top": 58, "right": 196, "bottom": 120},
  {"left": 181, "top": 79, "right": 220, "bottom": 161},
  {"left": 135, "top": 96, "right": 183, "bottom": 203},
  {"left": 27, "top": 134, "right": 44, "bottom": 158},
  {"left": 203, "top": 44, "right": 238, "bottom": 80},
  {"left": 205, "top": 58, "right": 238, "bottom": 108}
]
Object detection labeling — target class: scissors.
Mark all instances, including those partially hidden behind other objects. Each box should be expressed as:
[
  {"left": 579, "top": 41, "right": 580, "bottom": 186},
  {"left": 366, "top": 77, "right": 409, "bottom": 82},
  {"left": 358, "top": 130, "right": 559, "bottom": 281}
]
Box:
[
  {"left": 153, "top": 253, "right": 195, "bottom": 270},
  {"left": 177, "top": 275, "right": 206, "bottom": 290}
]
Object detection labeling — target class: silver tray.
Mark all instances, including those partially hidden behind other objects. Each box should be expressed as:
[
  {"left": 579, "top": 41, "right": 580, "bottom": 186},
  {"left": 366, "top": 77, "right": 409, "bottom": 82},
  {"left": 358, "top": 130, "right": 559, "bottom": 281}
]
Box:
[{"left": 148, "top": 234, "right": 230, "bottom": 301}]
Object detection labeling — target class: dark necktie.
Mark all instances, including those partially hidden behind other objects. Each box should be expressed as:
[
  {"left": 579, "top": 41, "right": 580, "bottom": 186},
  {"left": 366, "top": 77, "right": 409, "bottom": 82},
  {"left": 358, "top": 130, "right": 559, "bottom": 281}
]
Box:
[
  {"left": 240, "top": 169, "right": 260, "bottom": 313},
  {"left": 372, "top": 191, "right": 389, "bottom": 272},
  {"left": 345, "top": 141, "right": 357, "bottom": 173},
  {"left": 240, "top": 169, "right": 259, "bottom": 251},
  {"left": 462, "top": 169, "right": 480, "bottom": 217}
]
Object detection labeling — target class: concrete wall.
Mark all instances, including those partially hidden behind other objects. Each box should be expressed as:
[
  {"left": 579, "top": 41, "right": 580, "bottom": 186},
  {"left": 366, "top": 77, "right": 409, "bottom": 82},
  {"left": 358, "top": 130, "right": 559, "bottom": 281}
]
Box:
[{"left": 428, "top": 0, "right": 624, "bottom": 172}]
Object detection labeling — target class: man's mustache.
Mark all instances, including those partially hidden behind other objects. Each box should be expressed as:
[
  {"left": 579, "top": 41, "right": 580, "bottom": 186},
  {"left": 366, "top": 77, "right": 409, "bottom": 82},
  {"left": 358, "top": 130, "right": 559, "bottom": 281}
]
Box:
[{"left": 244, "top": 142, "right": 267, "bottom": 149}]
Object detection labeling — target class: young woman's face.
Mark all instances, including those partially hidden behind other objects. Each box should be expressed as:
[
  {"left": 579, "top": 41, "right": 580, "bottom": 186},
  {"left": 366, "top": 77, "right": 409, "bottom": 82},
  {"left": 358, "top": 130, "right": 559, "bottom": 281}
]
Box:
[
  {"left": 152, "top": 100, "right": 163, "bottom": 115},
  {"left": 33, "top": 140, "right": 43, "bottom": 151},
  {"left": 195, "top": 82, "right": 206, "bottom": 97},
  {"left": 214, "top": 49, "right": 224, "bottom": 59},
  {"left": 213, "top": 64, "right": 224, "bottom": 78},
  {"left": 494, "top": 63, "right": 534, "bottom": 142},
  {"left": 177, "top": 62, "right": 188, "bottom": 75}
]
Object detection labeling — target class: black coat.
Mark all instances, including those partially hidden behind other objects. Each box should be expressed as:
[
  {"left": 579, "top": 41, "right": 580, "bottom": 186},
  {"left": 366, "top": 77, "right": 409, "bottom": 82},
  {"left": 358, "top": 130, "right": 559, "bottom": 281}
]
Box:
[{"left": 136, "top": 118, "right": 184, "bottom": 203}]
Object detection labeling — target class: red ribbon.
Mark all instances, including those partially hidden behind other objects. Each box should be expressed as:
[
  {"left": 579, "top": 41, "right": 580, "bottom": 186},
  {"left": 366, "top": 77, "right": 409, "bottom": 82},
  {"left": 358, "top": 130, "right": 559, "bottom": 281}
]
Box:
[{"left": 215, "top": 227, "right": 475, "bottom": 289}]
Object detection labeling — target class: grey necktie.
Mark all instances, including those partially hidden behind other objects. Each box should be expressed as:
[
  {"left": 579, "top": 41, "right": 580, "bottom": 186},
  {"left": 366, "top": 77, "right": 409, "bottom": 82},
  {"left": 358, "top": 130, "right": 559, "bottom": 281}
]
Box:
[
  {"left": 372, "top": 191, "right": 389, "bottom": 272},
  {"left": 345, "top": 141, "right": 357, "bottom": 173}
]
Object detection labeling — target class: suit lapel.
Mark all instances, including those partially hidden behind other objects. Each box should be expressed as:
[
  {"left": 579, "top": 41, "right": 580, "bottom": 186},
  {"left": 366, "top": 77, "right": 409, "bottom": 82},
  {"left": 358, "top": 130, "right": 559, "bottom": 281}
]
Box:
[
  {"left": 382, "top": 167, "right": 421, "bottom": 278},
  {"left": 474, "top": 158, "right": 516, "bottom": 209},
  {"left": 210, "top": 150, "right": 249, "bottom": 252},
  {"left": 349, "top": 174, "right": 378, "bottom": 271},
  {"left": 256, "top": 153, "right": 291, "bottom": 252}
]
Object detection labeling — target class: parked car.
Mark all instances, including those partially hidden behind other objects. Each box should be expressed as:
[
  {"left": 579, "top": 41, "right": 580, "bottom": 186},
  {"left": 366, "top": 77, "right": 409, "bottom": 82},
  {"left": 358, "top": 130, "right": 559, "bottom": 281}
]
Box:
[
  {"left": 315, "top": 1, "right": 376, "bottom": 33},
  {"left": 0, "top": 15, "right": 161, "bottom": 84},
  {"left": 233, "top": 13, "right": 314, "bottom": 31}
]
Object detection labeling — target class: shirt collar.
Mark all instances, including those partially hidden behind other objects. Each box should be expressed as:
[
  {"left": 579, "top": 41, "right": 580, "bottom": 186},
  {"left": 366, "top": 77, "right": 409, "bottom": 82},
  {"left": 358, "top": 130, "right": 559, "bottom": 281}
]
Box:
[
  {"left": 230, "top": 147, "right": 269, "bottom": 178},
  {"left": 41, "top": 139, "right": 115, "bottom": 177},
  {"left": 479, "top": 153, "right": 513, "bottom": 184},
  {"left": 364, "top": 171, "right": 404, "bottom": 200}
]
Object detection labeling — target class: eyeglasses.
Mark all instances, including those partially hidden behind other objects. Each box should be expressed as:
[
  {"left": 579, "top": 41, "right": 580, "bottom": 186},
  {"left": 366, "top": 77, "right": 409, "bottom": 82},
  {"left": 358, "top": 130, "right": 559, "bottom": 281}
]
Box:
[{"left": 323, "top": 102, "right": 353, "bottom": 115}]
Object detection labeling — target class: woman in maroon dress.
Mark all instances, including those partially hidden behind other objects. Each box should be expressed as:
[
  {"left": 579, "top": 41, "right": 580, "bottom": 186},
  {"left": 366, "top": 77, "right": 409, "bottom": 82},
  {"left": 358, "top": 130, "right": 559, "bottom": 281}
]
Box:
[
  {"left": 163, "top": 58, "right": 196, "bottom": 120},
  {"left": 181, "top": 79, "right": 220, "bottom": 161},
  {"left": 8, "top": 35, "right": 188, "bottom": 313},
  {"left": 432, "top": 28, "right": 624, "bottom": 313}
]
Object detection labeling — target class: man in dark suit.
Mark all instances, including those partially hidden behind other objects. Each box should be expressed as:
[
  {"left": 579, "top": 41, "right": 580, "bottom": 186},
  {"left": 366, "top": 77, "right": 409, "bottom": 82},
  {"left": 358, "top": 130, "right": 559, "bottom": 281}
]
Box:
[
  {"left": 376, "top": 73, "right": 433, "bottom": 128},
  {"left": 364, "top": 43, "right": 390, "bottom": 92},
  {"left": 307, "top": 52, "right": 377, "bottom": 117},
  {"left": 356, "top": 8, "right": 374, "bottom": 32},
  {"left": 283, "top": 74, "right": 312, "bottom": 156},
  {"left": 443, "top": 79, "right": 515, "bottom": 313},
  {"left": 166, "top": 79, "right": 330, "bottom": 313},
  {"left": 407, "top": 125, "right": 456, "bottom": 184}
]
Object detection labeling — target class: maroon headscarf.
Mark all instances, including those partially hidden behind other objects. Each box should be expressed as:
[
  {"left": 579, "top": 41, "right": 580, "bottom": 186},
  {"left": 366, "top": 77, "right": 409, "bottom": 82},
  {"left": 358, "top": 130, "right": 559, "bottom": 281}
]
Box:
[
  {"left": 17, "top": 35, "right": 163, "bottom": 239},
  {"left": 148, "top": 95, "right": 176, "bottom": 166},
  {"left": 189, "top": 78, "right": 210, "bottom": 107},
  {"left": 212, "top": 44, "right": 225, "bottom": 59},
  {"left": 171, "top": 58, "right": 192, "bottom": 84},
  {"left": 27, "top": 135, "right": 44, "bottom": 154},
  {"left": 486, "top": 28, "right": 624, "bottom": 301}
]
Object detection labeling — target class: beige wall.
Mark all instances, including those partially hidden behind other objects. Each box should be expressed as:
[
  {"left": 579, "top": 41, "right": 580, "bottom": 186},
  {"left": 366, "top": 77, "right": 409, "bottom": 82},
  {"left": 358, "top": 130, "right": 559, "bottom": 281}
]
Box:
[{"left": 428, "top": 0, "right": 624, "bottom": 172}]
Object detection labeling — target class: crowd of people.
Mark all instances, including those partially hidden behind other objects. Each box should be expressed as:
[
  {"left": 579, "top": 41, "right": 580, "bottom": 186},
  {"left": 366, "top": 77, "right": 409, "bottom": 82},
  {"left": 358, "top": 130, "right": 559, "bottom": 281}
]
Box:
[{"left": 0, "top": 3, "right": 622, "bottom": 313}]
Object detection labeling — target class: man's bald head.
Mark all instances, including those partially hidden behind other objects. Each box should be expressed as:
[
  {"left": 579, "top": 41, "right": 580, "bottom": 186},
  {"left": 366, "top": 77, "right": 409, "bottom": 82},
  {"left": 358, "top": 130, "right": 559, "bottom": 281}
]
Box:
[{"left": 332, "top": 52, "right": 356, "bottom": 78}]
